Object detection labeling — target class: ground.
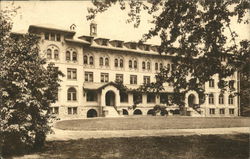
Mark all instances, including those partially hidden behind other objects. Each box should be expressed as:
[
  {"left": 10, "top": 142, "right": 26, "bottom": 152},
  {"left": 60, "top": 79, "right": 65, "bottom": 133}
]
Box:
[
  {"left": 8, "top": 116, "right": 250, "bottom": 159},
  {"left": 12, "top": 134, "right": 249, "bottom": 159},
  {"left": 55, "top": 116, "right": 250, "bottom": 130}
]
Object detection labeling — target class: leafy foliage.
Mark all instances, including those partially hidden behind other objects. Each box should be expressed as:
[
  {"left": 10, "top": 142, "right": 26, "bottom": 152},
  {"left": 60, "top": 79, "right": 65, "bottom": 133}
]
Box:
[
  {"left": 0, "top": 7, "right": 63, "bottom": 156},
  {"left": 89, "top": 0, "right": 250, "bottom": 109}
]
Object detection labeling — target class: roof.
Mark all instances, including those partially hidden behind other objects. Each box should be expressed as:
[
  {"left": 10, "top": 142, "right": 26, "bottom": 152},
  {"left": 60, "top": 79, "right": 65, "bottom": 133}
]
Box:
[
  {"left": 28, "top": 24, "right": 76, "bottom": 36},
  {"left": 65, "top": 38, "right": 90, "bottom": 45}
]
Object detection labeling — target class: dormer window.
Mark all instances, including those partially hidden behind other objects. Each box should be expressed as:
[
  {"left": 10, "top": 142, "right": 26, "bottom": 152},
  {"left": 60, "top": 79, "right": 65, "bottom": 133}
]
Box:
[
  {"left": 102, "top": 40, "right": 108, "bottom": 46},
  {"left": 145, "top": 45, "right": 150, "bottom": 51},
  {"left": 131, "top": 43, "right": 137, "bottom": 49},
  {"left": 51, "top": 33, "right": 55, "bottom": 41},
  {"left": 44, "top": 32, "right": 61, "bottom": 42},
  {"left": 117, "top": 42, "right": 123, "bottom": 48}
]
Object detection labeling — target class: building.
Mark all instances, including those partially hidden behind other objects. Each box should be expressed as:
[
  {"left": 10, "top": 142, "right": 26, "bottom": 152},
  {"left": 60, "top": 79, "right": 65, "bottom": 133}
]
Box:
[{"left": 26, "top": 22, "right": 239, "bottom": 119}]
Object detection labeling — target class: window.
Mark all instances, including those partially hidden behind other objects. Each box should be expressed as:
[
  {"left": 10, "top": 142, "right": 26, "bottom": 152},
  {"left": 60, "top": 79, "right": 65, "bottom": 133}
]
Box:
[
  {"left": 160, "top": 93, "right": 168, "bottom": 104},
  {"left": 85, "top": 72, "right": 93, "bottom": 82},
  {"left": 66, "top": 51, "right": 71, "bottom": 61},
  {"left": 209, "top": 79, "right": 215, "bottom": 88},
  {"left": 72, "top": 52, "right": 77, "bottom": 61},
  {"left": 49, "top": 107, "right": 59, "bottom": 114},
  {"left": 219, "top": 108, "right": 225, "bottom": 114},
  {"left": 229, "top": 80, "right": 235, "bottom": 89},
  {"left": 120, "top": 59, "right": 123, "bottom": 68},
  {"left": 134, "top": 60, "right": 137, "bottom": 69},
  {"left": 209, "top": 108, "right": 215, "bottom": 114},
  {"left": 143, "top": 76, "right": 150, "bottom": 84},
  {"left": 229, "top": 109, "right": 234, "bottom": 115},
  {"left": 51, "top": 33, "right": 55, "bottom": 41},
  {"left": 228, "top": 95, "right": 234, "bottom": 105},
  {"left": 47, "top": 49, "right": 52, "bottom": 59},
  {"left": 129, "top": 60, "right": 132, "bottom": 68},
  {"left": 89, "top": 56, "right": 94, "bottom": 65},
  {"left": 115, "top": 59, "right": 118, "bottom": 67},
  {"left": 147, "top": 93, "right": 156, "bottom": 103},
  {"left": 167, "top": 64, "right": 171, "bottom": 70},
  {"left": 219, "top": 94, "right": 224, "bottom": 104},
  {"left": 133, "top": 93, "right": 142, "bottom": 103},
  {"left": 99, "top": 57, "right": 103, "bottom": 66},
  {"left": 67, "top": 87, "right": 77, "bottom": 101},
  {"left": 131, "top": 43, "right": 137, "bottom": 49},
  {"left": 54, "top": 50, "right": 59, "bottom": 60},
  {"left": 83, "top": 55, "right": 88, "bottom": 64},
  {"left": 155, "top": 63, "right": 158, "bottom": 71},
  {"left": 147, "top": 62, "right": 151, "bottom": 70},
  {"left": 67, "top": 68, "right": 77, "bottom": 80},
  {"left": 101, "top": 73, "right": 109, "bottom": 82},
  {"left": 160, "top": 63, "right": 163, "bottom": 70},
  {"left": 56, "top": 34, "right": 61, "bottom": 41},
  {"left": 116, "top": 74, "right": 123, "bottom": 83},
  {"left": 130, "top": 75, "right": 137, "bottom": 84},
  {"left": 86, "top": 91, "right": 97, "bottom": 101},
  {"left": 45, "top": 32, "right": 49, "bottom": 40},
  {"left": 208, "top": 94, "right": 214, "bottom": 104},
  {"left": 120, "top": 92, "right": 128, "bottom": 103},
  {"left": 142, "top": 61, "right": 146, "bottom": 70},
  {"left": 105, "top": 58, "right": 109, "bottom": 66},
  {"left": 68, "top": 107, "right": 77, "bottom": 115}
]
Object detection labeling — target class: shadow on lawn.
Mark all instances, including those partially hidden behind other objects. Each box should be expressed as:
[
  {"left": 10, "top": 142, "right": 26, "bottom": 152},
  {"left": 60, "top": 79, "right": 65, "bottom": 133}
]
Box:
[{"left": 9, "top": 134, "right": 249, "bottom": 159}]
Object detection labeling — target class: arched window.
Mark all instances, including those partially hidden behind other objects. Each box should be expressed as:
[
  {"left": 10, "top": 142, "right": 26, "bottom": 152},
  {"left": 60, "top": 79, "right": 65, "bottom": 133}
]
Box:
[
  {"left": 129, "top": 60, "right": 132, "bottom": 68},
  {"left": 47, "top": 49, "right": 52, "bottom": 59},
  {"left": 228, "top": 95, "right": 234, "bottom": 105},
  {"left": 66, "top": 51, "right": 71, "bottom": 61},
  {"left": 54, "top": 49, "right": 59, "bottom": 60},
  {"left": 67, "top": 87, "right": 77, "bottom": 101},
  {"left": 72, "top": 52, "right": 77, "bottom": 61},
  {"left": 160, "top": 63, "right": 163, "bottom": 70},
  {"left": 83, "top": 55, "right": 88, "bottom": 64},
  {"left": 120, "top": 59, "right": 123, "bottom": 68},
  {"left": 105, "top": 57, "right": 109, "bottom": 66},
  {"left": 114, "top": 59, "right": 118, "bottom": 67},
  {"left": 147, "top": 62, "right": 151, "bottom": 70},
  {"left": 209, "top": 94, "right": 214, "bottom": 104},
  {"left": 155, "top": 63, "right": 158, "bottom": 71},
  {"left": 134, "top": 60, "right": 137, "bottom": 69},
  {"left": 89, "top": 56, "right": 94, "bottom": 65},
  {"left": 99, "top": 57, "right": 103, "bottom": 66},
  {"left": 219, "top": 94, "right": 224, "bottom": 104},
  {"left": 142, "top": 61, "right": 146, "bottom": 69}
]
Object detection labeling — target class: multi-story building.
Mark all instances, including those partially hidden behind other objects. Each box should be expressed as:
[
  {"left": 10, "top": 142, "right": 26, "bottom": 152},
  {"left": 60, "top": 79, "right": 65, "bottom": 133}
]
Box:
[{"left": 26, "top": 22, "right": 239, "bottom": 119}]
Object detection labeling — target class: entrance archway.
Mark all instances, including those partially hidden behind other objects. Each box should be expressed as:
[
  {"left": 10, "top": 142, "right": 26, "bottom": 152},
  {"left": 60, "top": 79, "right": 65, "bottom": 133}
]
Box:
[
  {"left": 133, "top": 109, "right": 142, "bottom": 115},
  {"left": 87, "top": 109, "right": 98, "bottom": 118},
  {"left": 122, "top": 109, "right": 129, "bottom": 115},
  {"left": 147, "top": 109, "right": 154, "bottom": 115},
  {"left": 188, "top": 94, "right": 196, "bottom": 107},
  {"left": 105, "top": 91, "right": 115, "bottom": 106}
]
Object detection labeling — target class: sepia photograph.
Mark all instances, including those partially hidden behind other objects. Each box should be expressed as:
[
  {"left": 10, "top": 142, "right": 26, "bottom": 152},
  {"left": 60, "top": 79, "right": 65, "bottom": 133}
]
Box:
[{"left": 0, "top": 0, "right": 250, "bottom": 159}]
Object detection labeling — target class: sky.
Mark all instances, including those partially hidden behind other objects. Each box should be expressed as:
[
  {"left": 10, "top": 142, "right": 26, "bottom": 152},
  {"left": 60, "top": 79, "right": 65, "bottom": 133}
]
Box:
[{"left": 1, "top": 1, "right": 249, "bottom": 45}]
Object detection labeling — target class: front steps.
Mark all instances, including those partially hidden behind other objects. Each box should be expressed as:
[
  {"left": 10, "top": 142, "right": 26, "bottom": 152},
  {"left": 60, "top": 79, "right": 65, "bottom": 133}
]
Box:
[{"left": 103, "top": 106, "right": 122, "bottom": 117}]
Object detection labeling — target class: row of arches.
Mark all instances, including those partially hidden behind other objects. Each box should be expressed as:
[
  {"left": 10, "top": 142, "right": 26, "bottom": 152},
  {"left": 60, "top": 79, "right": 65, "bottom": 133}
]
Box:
[{"left": 86, "top": 108, "right": 180, "bottom": 118}]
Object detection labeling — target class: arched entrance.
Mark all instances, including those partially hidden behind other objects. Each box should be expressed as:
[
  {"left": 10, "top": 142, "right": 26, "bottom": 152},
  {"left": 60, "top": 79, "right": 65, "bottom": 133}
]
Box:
[
  {"left": 87, "top": 109, "right": 98, "bottom": 118},
  {"left": 188, "top": 94, "right": 196, "bottom": 107},
  {"left": 133, "top": 109, "right": 142, "bottom": 115},
  {"left": 105, "top": 91, "right": 115, "bottom": 106},
  {"left": 122, "top": 109, "right": 129, "bottom": 115},
  {"left": 147, "top": 109, "right": 154, "bottom": 115}
]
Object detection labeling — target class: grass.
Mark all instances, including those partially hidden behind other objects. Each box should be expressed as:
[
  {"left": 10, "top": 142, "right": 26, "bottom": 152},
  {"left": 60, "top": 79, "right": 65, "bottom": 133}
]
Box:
[
  {"left": 12, "top": 134, "right": 249, "bottom": 159},
  {"left": 55, "top": 116, "right": 250, "bottom": 130}
]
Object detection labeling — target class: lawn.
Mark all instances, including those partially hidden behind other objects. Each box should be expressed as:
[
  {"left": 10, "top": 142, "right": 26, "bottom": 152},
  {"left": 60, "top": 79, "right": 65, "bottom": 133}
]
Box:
[
  {"left": 55, "top": 116, "right": 250, "bottom": 130},
  {"left": 11, "top": 134, "right": 249, "bottom": 159}
]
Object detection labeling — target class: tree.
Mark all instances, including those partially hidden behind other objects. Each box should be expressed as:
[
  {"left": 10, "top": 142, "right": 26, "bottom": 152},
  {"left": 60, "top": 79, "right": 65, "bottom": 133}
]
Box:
[
  {"left": 0, "top": 7, "right": 63, "bottom": 156},
  {"left": 88, "top": 0, "right": 250, "bottom": 110}
]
